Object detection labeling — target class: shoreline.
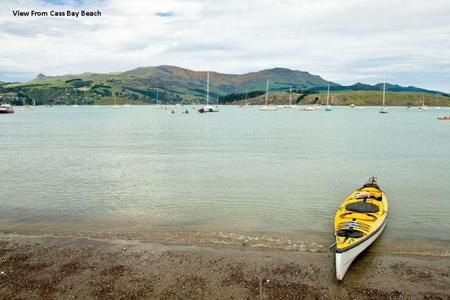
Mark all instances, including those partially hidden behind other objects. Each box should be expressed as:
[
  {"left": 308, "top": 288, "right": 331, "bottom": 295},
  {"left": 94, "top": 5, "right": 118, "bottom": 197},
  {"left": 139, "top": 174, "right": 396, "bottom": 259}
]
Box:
[
  {"left": 1, "top": 221, "right": 450, "bottom": 256},
  {"left": 0, "top": 233, "right": 449, "bottom": 299}
]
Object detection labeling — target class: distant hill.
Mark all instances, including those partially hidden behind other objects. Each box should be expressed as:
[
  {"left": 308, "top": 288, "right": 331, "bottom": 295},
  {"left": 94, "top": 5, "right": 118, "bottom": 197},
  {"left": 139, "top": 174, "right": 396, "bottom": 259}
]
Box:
[
  {"left": 307, "top": 82, "right": 447, "bottom": 96},
  {"left": 0, "top": 66, "right": 335, "bottom": 105},
  {"left": 301, "top": 91, "right": 450, "bottom": 106},
  {"left": 231, "top": 90, "right": 450, "bottom": 107},
  {"left": 0, "top": 65, "right": 448, "bottom": 105}
]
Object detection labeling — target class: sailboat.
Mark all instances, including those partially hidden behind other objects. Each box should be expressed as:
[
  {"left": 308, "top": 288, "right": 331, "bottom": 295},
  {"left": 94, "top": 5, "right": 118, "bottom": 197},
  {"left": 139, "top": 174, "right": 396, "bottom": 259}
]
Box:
[
  {"left": 198, "top": 72, "right": 219, "bottom": 113},
  {"left": 379, "top": 78, "right": 388, "bottom": 114},
  {"left": 20, "top": 98, "right": 32, "bottom": 110},
  {"left": 260, "top": 79, "right": 277, "bottom": 111},
  {"left": 286, "top": 86, "right": 297, "bottom": 108},
  {"left": 325, "top": 85, "right": 332, "bottom": 111},
  {"left": 418, "top": 94, "right": 428, "bottom": 111},
  {"left": 113, "top": 95, "right": 120, "bottom": 109},
  {"left": 242, "top": 90, "right": 250, "bottom": 107}
]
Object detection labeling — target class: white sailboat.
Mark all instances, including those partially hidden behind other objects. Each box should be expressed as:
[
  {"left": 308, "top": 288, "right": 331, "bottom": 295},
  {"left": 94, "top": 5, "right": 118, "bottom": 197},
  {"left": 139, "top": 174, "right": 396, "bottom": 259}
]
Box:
[
  {"left": 260, "top": 79, "right": 277, "bottom": 111},
  {"left": 286, "top": 86, "right": 297, "bottom": 108},
  {"left": 379, "top": 77, "right": 388, "bottom": 113},
  {"left": 325, "top": 85, "right": 332, "bottom": 111},
  {"left": 198, "top": 72, "right": 219, "bottom": 113},
  {"left": 418, "top": 94, "right": 428, "bottom": 111},
  {"left": 113, "top": 95, "right": 120, "bottom": 109}
]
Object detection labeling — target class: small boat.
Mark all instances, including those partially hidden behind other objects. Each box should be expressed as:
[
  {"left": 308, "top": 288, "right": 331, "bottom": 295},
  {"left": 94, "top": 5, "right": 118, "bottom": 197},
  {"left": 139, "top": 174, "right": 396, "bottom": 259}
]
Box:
[
  {"left": 20, "top": 105, "right": 33, "bottom": 111},
  {"left": 437, "top": 115, "right": 450, "bottom": 120},
  {"left": 0, "top": 104, "right": 14, "bottom": 114},
  {"left": 261, "top": 105, "right": 278, "bottom": 111},
  {"left": 301, "top": 105, "right": 316, "bottom": 111},
  {"left": 260, "top": 79, "right": 277, "bottom": 111},
  {"left": 350, "top": 104, "right": 355, "bottom": 108},
  {"left": 198, "top": 105, "right": 219, "bottom": 113},
  {"left": 198, "top": 72, "right": 219, "bottom": 113},
  {"left": 334, "top": 176, "right": 388, "bottom": 280}
]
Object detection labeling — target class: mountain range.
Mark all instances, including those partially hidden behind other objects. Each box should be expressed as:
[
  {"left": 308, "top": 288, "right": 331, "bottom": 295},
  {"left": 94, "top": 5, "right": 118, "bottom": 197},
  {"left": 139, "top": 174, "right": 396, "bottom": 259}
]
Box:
[{"left": 0, "top": 65, "right": 447, "bottom": 105}]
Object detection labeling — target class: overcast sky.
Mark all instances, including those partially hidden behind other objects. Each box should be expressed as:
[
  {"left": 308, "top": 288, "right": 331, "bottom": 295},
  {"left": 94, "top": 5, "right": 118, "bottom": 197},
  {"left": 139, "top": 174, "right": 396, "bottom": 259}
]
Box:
[{"left": 1, "top": 0, "right": 449, "bottom": 91}]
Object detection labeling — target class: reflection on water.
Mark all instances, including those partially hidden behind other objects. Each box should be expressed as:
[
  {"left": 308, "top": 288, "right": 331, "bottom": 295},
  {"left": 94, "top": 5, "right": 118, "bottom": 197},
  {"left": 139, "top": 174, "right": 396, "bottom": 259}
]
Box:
[{"left": 1, "top": 105, "right": 450, "bottom": 247}]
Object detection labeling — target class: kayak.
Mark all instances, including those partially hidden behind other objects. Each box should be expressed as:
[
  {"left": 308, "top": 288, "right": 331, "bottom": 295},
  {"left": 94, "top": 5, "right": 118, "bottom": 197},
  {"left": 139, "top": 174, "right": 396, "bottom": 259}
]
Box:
[{"left": 334, "top": 177, "right": 388, "bottom": 280}]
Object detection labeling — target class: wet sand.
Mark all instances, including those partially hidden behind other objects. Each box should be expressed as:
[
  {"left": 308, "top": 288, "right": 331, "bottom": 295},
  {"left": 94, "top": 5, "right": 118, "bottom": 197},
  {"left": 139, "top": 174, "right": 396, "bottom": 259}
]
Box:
[{"left": 0, "top": 234, "right": 449, "bottom": 299}]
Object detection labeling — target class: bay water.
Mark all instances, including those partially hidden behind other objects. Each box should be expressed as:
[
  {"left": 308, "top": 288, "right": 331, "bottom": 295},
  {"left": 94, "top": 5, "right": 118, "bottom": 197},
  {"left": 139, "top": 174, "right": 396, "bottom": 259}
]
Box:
[{"left": 1, "top": 106, "right": 449, "bottom": 253}]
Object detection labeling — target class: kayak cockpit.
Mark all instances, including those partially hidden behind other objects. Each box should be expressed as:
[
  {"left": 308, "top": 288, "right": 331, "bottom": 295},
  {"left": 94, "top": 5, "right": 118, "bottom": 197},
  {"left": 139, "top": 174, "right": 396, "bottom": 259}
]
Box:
[
  {"left": 336, "top": 229, "right": 364, "bottom": 238},
  {"left": 345, "top": 202, "right": 380, "bottom": 213}
]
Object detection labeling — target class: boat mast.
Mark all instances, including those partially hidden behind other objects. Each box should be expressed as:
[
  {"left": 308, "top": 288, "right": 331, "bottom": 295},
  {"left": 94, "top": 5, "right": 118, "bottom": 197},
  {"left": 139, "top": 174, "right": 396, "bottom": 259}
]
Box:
[
  {"left": 265, "top": 79, "right": 269, "bottom": 105},
  {"left": 206, "top": 72, "right": 210, "bottom": 106},
  {"left": 289, "top": 86, "right": 292, "bottom": 105},
  {"left": 327, "top": 85, "right": 330, "bottom": 106},
  {"left": 382, "top": 75, "right": 386, "bottom": 106},
  {"left": 156, "top": 88, "right": 159, "bottom": 103}
]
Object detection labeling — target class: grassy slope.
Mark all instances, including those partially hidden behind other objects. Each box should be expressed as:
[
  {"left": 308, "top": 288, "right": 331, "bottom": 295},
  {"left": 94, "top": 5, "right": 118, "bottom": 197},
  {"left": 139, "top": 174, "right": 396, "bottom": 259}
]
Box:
[
  {"left": 233, "top": 90, "right": 450, "bottom": 106},
  {"left": 302, "top": 91, "right": 450, "bottom": 106},
  {"left": 2, "top": 67, "right": 448, "bottom": 106},
  {"left": 0, "top": 66, "right": 332, "bottom": 105}
]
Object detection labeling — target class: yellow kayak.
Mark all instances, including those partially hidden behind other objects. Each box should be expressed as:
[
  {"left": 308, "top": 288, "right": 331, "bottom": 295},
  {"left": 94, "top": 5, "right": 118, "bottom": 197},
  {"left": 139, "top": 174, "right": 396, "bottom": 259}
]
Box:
[{"left": 334, "top": 177, "right": 388, "bottom": 280}]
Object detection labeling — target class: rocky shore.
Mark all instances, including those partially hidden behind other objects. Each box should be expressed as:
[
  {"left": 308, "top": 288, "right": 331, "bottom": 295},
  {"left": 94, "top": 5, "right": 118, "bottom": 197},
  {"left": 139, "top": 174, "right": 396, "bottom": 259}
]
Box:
[{"left": 0, "top": 234, "right": 449, "bottom": 299}]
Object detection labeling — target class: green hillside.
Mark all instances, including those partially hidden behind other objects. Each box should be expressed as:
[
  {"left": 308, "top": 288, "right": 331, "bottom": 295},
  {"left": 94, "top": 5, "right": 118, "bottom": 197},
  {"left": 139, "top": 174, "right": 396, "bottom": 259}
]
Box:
[
  {"left": 1, "top": 66, "right": 448, "bottom": 106},
  {"left": 302, "top": 91, "right": 450, "bottom": 106},
  {"left": 0, "top": 66, "right": 333, "bottom": 105},
  {"left": 231, "top": 90, "right": 450, "bottom": 106}
]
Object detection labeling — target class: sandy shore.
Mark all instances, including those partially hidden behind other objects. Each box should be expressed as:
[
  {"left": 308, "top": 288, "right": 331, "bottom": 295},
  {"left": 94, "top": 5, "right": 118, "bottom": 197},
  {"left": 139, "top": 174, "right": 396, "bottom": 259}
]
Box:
[{"left": 0, "top": 234, "right": 449, "bottom": 299}]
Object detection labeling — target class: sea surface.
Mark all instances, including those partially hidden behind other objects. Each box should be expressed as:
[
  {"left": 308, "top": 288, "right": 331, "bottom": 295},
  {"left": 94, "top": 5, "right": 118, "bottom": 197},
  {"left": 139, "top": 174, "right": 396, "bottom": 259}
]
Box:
[{"left": 1, "top": 105, "right": 450, "bottom": 253}]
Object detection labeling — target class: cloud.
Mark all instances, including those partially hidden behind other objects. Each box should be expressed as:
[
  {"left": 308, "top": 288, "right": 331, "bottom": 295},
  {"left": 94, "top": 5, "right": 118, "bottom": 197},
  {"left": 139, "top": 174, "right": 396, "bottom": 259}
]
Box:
[
  {"left": 155, "top": 11, "right": 175, "bottom": 18},
  {"left": 0, "top": 0, "right": 449, "bottom": 91}
]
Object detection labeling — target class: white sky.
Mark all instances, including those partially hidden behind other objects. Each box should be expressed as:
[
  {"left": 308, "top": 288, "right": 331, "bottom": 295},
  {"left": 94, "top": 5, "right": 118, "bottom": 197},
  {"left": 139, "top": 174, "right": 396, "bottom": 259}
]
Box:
[{"left": 0, "top": 0, "right": 449, "bottom": 91}]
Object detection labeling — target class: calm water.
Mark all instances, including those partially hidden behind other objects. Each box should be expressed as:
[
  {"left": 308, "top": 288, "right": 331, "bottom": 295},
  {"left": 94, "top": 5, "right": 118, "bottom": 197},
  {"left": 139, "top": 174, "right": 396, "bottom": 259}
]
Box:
[{"left": 1, "top": 106, "right": 450, "bottom": 249}]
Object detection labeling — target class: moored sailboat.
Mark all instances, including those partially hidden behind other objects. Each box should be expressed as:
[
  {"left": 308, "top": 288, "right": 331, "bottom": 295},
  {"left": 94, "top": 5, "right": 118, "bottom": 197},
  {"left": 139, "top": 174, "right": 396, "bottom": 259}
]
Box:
[
  {"left": 325, "top": 85, "right": 332, "bottom": 111},
  {"left": 418, "top": 94, "right": 428, "bottom": 111},
  {"left": 260, "top": 79, "right": 277, "bottom": 111},
  {"left": 379, "top": 78, "right": 388, "bottom": 113},
  {"left": 286, "top": 86, "right": 297, "bottom": 108},
  {"left": 198, "top": 72, "right": 219, "bottom": 113}
]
